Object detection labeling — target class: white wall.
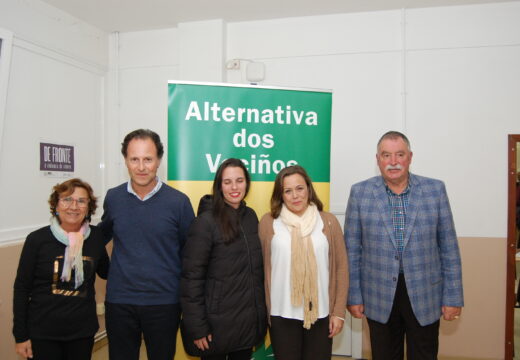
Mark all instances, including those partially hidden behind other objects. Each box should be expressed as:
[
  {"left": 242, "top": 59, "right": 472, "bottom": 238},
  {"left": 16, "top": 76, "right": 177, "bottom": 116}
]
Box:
[
  {"left": 0, "top": 1, "right": 108, "bottom": 359},
  {"left": 0, "top": 0, "right": 108, "bottom": 242},
  {"left": 226, "top": 3, "right": 520, "bottom": 237},
  {"left": 405, "top": 4, "right": 520, "bottom": 238},
  {"left": 104, "top": 28, "right": 180, "bottom": 188},
  {"left": 0, "top": 0, "right": 107, "bottom": 66}
]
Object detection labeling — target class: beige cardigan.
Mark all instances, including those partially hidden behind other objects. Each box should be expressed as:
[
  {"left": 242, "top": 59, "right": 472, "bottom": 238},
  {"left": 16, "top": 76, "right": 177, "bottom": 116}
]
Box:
[{"left": 258, "top": 211, "right": 348, "bottom": 320}]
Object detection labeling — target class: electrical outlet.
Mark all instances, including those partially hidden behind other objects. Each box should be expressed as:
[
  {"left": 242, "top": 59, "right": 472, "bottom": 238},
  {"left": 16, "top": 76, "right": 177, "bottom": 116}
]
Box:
[{"left": 226, "top": 59, "right": 240, "bottom": 70}]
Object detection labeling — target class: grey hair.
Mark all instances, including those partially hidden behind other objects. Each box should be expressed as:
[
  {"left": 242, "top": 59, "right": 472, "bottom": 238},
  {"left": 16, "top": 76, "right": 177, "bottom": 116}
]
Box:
[{"left": 377, "top": 131, "right": 411, "bottom": 151}]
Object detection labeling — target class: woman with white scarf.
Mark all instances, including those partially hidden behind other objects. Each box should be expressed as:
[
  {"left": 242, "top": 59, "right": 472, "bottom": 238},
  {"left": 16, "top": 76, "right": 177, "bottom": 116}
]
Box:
[
  {"left": 13, "top": 178, "right": 109, "bottom": 360},
  {"left": 259, "top": 165, "right": 348, "bottom": 360}
]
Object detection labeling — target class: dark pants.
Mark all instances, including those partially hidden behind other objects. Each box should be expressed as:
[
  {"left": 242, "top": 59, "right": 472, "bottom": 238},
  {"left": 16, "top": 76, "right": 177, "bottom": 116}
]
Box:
[
  {"left": 105, "top": 302, "right": 181, "bottom": 360},
  {"left": 269, "top": 316, "right": 331, "bottom": 360},
  {"left": 201, "top": 348, "right": 252, "bottom": 360},
  {"left": 31, "top": 337, "right": 94, "bottom": 360},
  {"left": 367, "top": 274, "right": 440, "bottom": 360}
]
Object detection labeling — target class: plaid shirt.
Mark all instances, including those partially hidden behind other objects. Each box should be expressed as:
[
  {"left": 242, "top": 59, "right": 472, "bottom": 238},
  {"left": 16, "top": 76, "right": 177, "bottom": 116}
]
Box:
[{"left": 386, "top": 184, "right": 410, "bottom": 271}]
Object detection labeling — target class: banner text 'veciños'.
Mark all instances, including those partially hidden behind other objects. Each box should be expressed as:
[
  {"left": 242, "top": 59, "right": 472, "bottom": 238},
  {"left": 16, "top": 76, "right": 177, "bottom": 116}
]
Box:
[
  {"left": 185, "top": 101, "right": 318, "bottom": 126},
  {"left": 206, "top": 153, "right": 298, "bottom": 174}
]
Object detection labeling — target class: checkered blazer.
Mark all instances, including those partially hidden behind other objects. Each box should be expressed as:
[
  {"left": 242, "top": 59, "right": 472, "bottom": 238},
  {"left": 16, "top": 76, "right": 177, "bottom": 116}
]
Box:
[{"left": 344, "top": 174, "right": 464, "bottom": 326}]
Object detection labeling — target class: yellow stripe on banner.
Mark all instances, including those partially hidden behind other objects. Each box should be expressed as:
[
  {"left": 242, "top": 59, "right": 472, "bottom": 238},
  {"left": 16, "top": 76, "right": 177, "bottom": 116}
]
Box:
[
  {"left": 311, "top": 182, "right": 330, "bottom": 212},
  {"left": 168, "top": 181, "right": 213, "bottom": 213},
  {"left": 168, "top": 181, "right": 330, "bottom": 217},
  {"left": 175, "top": 335, "right": 197, "bottom": 360}
]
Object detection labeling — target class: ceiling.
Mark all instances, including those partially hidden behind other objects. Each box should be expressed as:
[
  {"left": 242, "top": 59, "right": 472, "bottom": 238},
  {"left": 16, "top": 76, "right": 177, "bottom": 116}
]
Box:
[{"left": 41, "top": 0, "right": 515, "bottom": 32}]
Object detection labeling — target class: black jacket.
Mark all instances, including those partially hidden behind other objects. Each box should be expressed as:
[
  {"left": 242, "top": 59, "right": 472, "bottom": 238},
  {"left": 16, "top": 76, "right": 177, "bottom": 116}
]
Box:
[
  {"left": 180, "top": 195, "right": 267, "bottom": 356},
  {"left": 13, "top": 225, "right": 109, "bottom": 342}
]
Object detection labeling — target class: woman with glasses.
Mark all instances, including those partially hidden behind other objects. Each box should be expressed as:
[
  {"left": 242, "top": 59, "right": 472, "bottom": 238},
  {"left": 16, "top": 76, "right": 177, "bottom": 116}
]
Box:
[{"left": 13, "top": 178, "right": 109, "bottom": 360}]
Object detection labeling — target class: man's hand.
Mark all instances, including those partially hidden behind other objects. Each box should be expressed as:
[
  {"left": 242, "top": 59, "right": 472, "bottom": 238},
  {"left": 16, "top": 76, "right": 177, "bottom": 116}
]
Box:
[
  {"left": 442, "top": 306, "right": 462, "bottom": 321},
  {"left": 15, "top": 340, "right": 33, "bottom": 359},
  {"left": 194, "top": 334, "right": 212, "bottom": 351},
  {"left": 347, "top": 304, "right": 365, "bottom": 319}
]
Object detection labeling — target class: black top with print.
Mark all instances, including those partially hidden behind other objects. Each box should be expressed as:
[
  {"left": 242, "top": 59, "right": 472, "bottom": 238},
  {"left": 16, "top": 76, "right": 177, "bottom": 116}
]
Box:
[{"left": 13, "top": 225, "right": 109, "bottom": 342}]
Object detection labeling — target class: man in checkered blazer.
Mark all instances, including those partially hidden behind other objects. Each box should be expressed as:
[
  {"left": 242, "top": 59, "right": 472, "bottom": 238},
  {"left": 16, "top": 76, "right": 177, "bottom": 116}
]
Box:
[{"left": 344, "top": 131, "right": 463, "bottom": 359}]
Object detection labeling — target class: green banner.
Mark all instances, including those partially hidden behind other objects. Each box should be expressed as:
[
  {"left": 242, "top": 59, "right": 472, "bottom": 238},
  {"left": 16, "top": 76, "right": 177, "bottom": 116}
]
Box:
[
  {"left": 168, "top": 82, "right": 331, "bottom": 182},
  {"left": 168, "top": 81, "right": 332, "bottom": 360}
]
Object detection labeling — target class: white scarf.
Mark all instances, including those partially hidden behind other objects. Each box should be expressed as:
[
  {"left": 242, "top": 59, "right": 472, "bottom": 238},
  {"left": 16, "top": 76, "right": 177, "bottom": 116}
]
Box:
[
  {"left": 50, "top": 217, "right": 90, "bottom": 289},
  {"left": 280, "top": 203, "right": 319, "bottom": 329}
]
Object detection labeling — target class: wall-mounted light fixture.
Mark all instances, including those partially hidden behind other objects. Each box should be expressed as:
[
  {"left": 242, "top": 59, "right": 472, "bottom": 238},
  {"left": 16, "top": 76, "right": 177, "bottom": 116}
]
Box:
[
  {"left": 246, "top": 62, "right": 265, "bottom": 83},
  {"left": 225, "top": 58, "right": 265, "bottom": 84}
]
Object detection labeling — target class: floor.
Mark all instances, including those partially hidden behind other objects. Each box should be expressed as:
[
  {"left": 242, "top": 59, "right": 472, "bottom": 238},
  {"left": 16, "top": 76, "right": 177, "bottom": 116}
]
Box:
[
  {"left": 91, "top": 341, "right": 349, "bottom": 360},
  {"left": 92, "top": 337, "right": 520, "bottom": 359}
]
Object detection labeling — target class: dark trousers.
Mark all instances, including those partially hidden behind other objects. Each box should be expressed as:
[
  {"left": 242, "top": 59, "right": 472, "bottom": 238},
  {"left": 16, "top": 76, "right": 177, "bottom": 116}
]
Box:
[
  {"left": 31, "top": 337, "right": 94, "bottom": 360},
  {"left": 105, "top": 302, "right": 181, "bottom": 360},
  {"left": 269, "top": 316, "right": 331, "bottom": 360},
  {"left": 201, "top": 348, "right": 252, "bottom": 360},
  {"left": 367, "top": 274, "right": 440, "bottom": 360}
]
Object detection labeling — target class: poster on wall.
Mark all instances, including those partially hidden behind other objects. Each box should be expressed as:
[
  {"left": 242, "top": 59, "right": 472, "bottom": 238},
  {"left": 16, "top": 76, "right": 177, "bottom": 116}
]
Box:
[
  {"left": 40, "top": 142, "right": 75, "bottom": 178},
  {"left": 168, "top": 81, "right": 332, "bottom": 360}
]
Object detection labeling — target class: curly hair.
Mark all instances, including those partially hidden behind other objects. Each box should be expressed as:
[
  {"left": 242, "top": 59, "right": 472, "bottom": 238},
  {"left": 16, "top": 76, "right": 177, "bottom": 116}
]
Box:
[{"left": 48, "top": 178, "right": 97, "bottom": 221}]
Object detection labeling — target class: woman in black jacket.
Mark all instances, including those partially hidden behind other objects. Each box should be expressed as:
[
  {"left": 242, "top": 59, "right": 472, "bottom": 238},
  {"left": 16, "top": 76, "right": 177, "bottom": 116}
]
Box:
[{"left": 180, "top": 158, "right": 267, "bottom": 360}]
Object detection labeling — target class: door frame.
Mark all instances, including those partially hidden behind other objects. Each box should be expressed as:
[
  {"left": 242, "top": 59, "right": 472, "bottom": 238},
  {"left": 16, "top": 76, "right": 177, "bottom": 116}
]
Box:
[{"left": 506, "top": 134, "right": 520, "bottom": 359}]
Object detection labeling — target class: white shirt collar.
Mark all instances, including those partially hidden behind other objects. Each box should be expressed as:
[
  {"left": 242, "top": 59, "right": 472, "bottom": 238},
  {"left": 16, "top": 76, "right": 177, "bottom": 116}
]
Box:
[{"left": 127, "top": 176, "right": 163, "bottom": 201}]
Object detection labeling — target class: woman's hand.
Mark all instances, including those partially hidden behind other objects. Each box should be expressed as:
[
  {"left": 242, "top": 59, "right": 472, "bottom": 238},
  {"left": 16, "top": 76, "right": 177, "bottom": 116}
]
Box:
[
  {"left": 328, "top": 316, "right": 344, "bottom": 338},
  {"left": 194, "top": 334, "right": 212, "bottom": 351},
  {"left": 15, "top": 340, "right": 33, "bottom": 359}
]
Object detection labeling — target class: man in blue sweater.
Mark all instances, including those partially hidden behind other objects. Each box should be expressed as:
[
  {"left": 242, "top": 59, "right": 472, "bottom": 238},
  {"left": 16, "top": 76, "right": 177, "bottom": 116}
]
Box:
[{"left": 100, "top": 129, "right": 195, "bottom": 360}]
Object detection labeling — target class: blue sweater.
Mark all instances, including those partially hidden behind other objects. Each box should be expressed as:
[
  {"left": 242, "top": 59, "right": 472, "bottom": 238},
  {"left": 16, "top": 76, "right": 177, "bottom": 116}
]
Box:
[{"left": 99, "top": 183, "right": 195, "bottom": 305}]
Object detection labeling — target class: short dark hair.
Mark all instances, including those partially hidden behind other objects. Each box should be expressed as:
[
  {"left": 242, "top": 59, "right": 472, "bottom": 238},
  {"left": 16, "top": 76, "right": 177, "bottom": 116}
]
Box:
[
  {"left": 49, "top": 178, "right": 97, "bottom": 221},
  {"left": 377, "top": 131, "right": 411, "bottom": 152},
  {"left": 121, "top": 129, "right": 164, "bottom": 159},
  {"left": 270, "top": 165, "right": 323, "bottom": 218},
  {"left": 212, "top": 158, "right": 251, "bottom": 242}
]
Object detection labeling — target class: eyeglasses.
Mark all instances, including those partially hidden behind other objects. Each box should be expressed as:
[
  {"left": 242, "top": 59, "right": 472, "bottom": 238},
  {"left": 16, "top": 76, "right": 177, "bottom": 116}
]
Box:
[{"left": 59, "top": 197, "right": 89, "bottom": 208}]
